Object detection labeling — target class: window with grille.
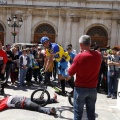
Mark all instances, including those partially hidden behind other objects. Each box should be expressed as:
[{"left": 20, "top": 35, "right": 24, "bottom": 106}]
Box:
[
  {"left": 87, "top": 27, "right": 107, "bottom": 37},
  {"left": 35, "top": 24, "right": 55, "bottom": 34}
]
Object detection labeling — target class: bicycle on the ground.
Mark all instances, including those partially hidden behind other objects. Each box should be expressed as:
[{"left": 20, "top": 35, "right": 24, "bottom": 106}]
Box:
[{"left": 30, "top": 74, "right": 74, "bottom": 107}]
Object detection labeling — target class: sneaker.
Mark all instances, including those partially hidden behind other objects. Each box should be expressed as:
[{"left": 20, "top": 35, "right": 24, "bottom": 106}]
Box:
[
  {"left": 4, "top": 83, "right": 9, "bottom": 87},
  {"left": 50, "top": 107, "right": 56, "bottom": 115},
  {"left": 0, "top": 79, "right": 6, "bottom": 84},
  {"left": 55, "top": 91, "right": 66, "bottom": 96},
  {"left": 107, "top": 95, "right": 111, "bottom": 98},
  {"left": 112, "top": 96, "right": 116, "bottom": 99},
  {"left": 11, "top": 83, "right": 15, "bottom": 86}
]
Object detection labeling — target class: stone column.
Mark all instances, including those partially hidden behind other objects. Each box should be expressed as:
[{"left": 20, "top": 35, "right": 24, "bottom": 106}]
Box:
[
  {"left": 57, "top": 10, "right": 63, "bottom": 45},
  {"left": 76, "top": 17, "right": 85, "bottom": 52},
  {"left": 64, "top": 17, "right": 72, "bottom": 49},
  {"left": 117, "top": 20, "right": 120, "bottom": 45},
  {"left": 26, "top": 9, "right": 32, "bottom": 43},
  {"left": 71, "top": 17, "right": 80, "bottom": 53},
  {"left": 110, "top": 20, "right": 117, "bottom": 47}
]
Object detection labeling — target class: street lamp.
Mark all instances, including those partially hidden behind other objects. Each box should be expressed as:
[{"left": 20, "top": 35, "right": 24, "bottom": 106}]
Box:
[{"left": 7, "top": 15, "right": 23, "bottom": 43}]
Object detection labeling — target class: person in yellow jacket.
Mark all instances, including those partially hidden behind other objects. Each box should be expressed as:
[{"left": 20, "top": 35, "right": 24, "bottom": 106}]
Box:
[{"left": 40, "top": 36, "right": 74, "bottom": 95}]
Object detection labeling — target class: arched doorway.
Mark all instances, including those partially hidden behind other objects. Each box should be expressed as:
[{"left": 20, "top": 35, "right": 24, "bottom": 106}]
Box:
[
  {"left": 86, "top": 26, "right": 108, "bottom": 48},
  {"left": 0, "top": 23, "right": 4, "bottom": 45},
  {"left": 34, "top": 23, "right": 56, "bottom": 43}
]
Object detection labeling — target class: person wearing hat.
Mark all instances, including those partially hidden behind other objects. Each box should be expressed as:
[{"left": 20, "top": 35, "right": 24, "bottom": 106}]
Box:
[{"left": 40, "top": 36, "right": 74, "bottom": 95}]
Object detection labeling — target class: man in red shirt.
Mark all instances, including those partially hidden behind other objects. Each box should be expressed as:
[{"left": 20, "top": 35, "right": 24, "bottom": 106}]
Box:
[
  {"left": 0, "top": 41, "right": 7, "bottom": 95},
  {"left": 68, "top": 35, "right": 101, "bottom": 120}
]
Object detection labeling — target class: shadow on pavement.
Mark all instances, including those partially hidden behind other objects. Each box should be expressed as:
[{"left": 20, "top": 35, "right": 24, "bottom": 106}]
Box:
[{"left": 54, "top": 106, "right": 73, "bottom": 120}]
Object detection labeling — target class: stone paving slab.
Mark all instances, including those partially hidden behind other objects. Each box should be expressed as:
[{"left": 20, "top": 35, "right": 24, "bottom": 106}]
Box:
[{"left": 0, "top": 82, "right": 120, "bottom": 120}]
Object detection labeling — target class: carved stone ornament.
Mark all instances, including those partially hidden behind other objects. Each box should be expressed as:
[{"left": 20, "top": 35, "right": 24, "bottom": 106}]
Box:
[{"left": 71, "top": 17, "right": 80, "bottom": 22}]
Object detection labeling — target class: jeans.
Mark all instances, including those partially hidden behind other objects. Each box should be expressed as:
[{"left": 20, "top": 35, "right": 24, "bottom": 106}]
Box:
[
  {"left": 0, "top": 67, "right": 5, "bottom": 92},
  {"left": 5, "top": 63, "right": 12, "bottom": 82},
  {"left": 33, "top": 68, "right": 42, "bottom": 82},
  {"left": 19, "top": 68, "right": 28, "bottom": 86},
  {"left": 26, "top": 67, "right": 33, "bottom": 83},
  {"left": 24, "top": 98, "right": 51, "bottom": 114},
  {"left": 107, "top": 70, "right": 119, "bottom": 96},
  {"left": 74, "top": 87, "right": 97, "bottom": 120}
]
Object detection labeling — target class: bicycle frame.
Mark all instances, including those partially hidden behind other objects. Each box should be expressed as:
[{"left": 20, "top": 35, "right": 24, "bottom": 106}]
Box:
[
  {"left": 50, "top": 85, "right": 62, "bottom": 93},
  {"left": 41, "top": 74, "right": 71, "bottom": 97}
]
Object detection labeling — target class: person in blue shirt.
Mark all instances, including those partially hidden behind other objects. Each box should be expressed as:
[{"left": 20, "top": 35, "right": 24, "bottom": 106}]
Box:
[{"left": 66, "top": 46, "right": 76, "bottom": 65}]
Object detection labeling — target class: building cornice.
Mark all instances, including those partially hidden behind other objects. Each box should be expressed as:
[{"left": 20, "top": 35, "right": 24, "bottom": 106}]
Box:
[{"left": 0, "top": 4, "right": 120, "bottom": 12}]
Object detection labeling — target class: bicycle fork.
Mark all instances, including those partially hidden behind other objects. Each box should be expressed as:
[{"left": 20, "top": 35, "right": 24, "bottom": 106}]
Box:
[{"left": 39, "top": 88, "right": 47, "bottom": 100}]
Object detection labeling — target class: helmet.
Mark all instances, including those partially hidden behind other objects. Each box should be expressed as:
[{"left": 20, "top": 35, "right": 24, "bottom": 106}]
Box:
[{"left": 40, "top": 36, "right": 49, "bottom": 44}]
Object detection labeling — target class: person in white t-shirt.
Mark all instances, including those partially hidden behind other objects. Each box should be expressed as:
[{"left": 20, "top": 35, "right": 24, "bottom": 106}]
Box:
[{"left": 18, "top": 49, "right": 30, "bottom": 87}]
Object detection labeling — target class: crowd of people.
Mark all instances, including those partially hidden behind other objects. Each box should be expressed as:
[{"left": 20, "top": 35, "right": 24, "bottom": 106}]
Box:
[
  {"left": 0, "top": 40, "right": 77, "bottom": 94},
  {"left": 0, "top": 35, "right": 120, "bottom": 119}
]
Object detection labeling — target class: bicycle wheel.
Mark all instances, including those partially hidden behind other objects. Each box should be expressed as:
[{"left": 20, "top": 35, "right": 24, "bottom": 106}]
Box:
[
  {"left": 68, "top": 95, "right": 74, "bottom": 106},
  {"left": 31, "top": 89, "right": 50, "bottom": 107}
]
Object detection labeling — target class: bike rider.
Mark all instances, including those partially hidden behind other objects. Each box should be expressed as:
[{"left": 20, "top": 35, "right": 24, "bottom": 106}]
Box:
[
  {"left": 0, "top": 41, "right": 8, "bottom": 95},
  {"left": 40, "top": 36, "right": 74, "bottom": 95}
]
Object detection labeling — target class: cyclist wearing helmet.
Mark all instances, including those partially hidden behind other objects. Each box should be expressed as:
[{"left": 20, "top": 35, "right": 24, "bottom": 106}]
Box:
[{"left": 40, "top": 36, "right": 74, "bottom": 95}]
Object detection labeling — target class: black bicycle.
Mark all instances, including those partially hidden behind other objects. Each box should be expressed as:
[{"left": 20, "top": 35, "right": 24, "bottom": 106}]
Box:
[{"left": 31, "top": 75, "right": 74, "bottom": 107}]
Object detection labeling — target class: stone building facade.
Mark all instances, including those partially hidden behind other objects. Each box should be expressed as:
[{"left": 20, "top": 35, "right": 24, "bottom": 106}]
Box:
[{"left": 0, "top": 0, "right": 120, "bottom": 52}]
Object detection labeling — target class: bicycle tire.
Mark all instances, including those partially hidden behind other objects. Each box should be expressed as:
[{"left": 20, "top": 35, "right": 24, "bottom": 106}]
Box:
[
  {"left": 68, "top": 95, "right": 74, "bottom": 106},
  {"left": 31, "top": 89, "right": 50, "bottom": 107}
]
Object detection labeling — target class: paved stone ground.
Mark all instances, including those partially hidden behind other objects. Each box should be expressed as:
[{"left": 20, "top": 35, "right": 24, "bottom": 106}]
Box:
[{"left": 0, "top": 80, "right": 120, "bottom": 120}]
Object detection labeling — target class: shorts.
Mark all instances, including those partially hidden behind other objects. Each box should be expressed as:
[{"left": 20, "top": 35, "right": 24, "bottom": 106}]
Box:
[{"left": 58, "top": 62, "right": 69, "bottom": 77}]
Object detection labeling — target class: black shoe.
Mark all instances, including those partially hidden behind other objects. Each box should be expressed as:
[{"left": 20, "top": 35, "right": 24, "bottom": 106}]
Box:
[
  {"left": 49, "top": 107, "right": 56, "bottom": 115},
  {"left": 0, "top": 79, "right": 6, "bottom": 84},
  {"left": 107, "top": 95, "right": 111, "bottom": 98},
  {"left": 112, "top": 95, "right": 116, "bottom": 99},
  {"left": 55, "top": 91, "right": 66, "bottom": 96},
  {"left": 4, "top": 83, "right": 9, "bottom": 87}
]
